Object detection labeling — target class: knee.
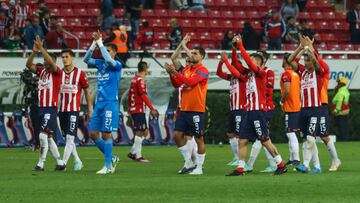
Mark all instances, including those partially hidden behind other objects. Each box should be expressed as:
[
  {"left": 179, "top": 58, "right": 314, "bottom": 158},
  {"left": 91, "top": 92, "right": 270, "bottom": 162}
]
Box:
[
  {"left": 90, "top": 132, "right": 99, "bottom": 140},
  {"left": 321, "top": 136, "right": 329, "bottom": 144},
  {"left": 306, "top": 136, "right": 316, "bottom": 146}
]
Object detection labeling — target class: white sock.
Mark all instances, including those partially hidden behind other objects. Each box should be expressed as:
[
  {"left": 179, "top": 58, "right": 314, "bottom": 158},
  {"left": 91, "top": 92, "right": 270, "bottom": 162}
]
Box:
[
  {"left": 71, "top": 135, "right": 81, "bottom": 163},
  {"left": 190, "top": 138, "right": 197, "bottom": 163},
  {"left": 312, "top": 143, "right": 320, "bottom": 169},
  {"left": 196, "top": 153, "right": 205, "bottom": 169},
  {"left": 37, "top": 133, "right": 49, "bottom": 168},
  {"left": 303, "top": 136, "right": 315, "bottom": 168},
  {"left": 273, "top": 155, "right": 283, "bottom": 165},
  {"left": 134, "top": 135, "right": 143, "bottom": 158},
  {"left": 63, "top": 134, "right": 74, "bottom": 165},
  {"left": 247, "top": 140, "right": 261, "bottom": 169},
  {"left": 48, "top": 137, "right": 64, "bottom": 166},
  {"left": 229, "top": 137, "right": 239, "bottom": 160},
  {"left": 237, "top": 159, "right": 245, "bottom": 169},
  {"left": 286, "top": 132, "right": 300, "bottom": 161},
  {"left": 178, "top": 144, "right": 191, "bottom": 163},
  {"left": 326, "top": 140, "right": 339, "bottom": 162},
  {"left": 264, "top": 148, "right": 277, "bottom": 167}
]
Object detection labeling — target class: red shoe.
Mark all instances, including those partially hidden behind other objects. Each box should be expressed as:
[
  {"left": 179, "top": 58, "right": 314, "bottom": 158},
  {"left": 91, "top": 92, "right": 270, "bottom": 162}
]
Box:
[
  {"left": 136, "top": 157, "right": 150, "bottom": 163},
  {"left": 127, "top": 153, "right": 136, "bottom": 160}
]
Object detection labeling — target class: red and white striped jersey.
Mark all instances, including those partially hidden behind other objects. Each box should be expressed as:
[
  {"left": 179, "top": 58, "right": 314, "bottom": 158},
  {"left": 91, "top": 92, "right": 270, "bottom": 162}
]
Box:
[
  {"left": 59, "top": 67, "right": 89, "bottom": 112},
  {"left": 264, "top": 67, "right": 275, "bottom": 111},
  {"left": 0, "top": 16, "right": 10, "bottom": 41},
  {"left": 36, "top": 65, "right": 63, "bottom": 108},
  {"left": 128, "top": 75, "right": 148, "bottom": 114},
  {"left": 299, "top": 64, "right": 324, "bottom": 108},
  {"left": 14, "top": 5, "right": 31, "bottom": 28},
  {"left": 246, "top": 70, "right": 267, "bottom": 111},
  {"left": 229, "top": 77, "right": 247, "bottom": 111}
]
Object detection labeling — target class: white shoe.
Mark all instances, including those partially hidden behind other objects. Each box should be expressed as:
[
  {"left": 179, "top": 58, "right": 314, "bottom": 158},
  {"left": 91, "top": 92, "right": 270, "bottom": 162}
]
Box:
[
  {"left": 96, "top": 166, "right": 112, "bottom": 175},
  {"left": 189, "top": 167, "right": 203, "bottom": 175},
  {"left": 329, "top": 160, "right": 341, "bottom": 172},
  {"left": 74, "top": 161, "right": 83, "bottom": 171}
]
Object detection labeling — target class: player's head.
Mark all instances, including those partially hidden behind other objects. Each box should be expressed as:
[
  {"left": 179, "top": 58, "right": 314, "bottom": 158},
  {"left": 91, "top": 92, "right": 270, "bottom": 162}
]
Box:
[
  {"left": 106, "top": 43, "right": 117, "bottom": 59},
  {"left": 282, "top": 52, "right": 297, "bottom": 70},
  {"left": 256, "top": 50, "right": 269, "bottom": 66},
  {"left": 286, "top": 16, "right": 295, "bottom": 25},
  {"left": 31, "top": 15, "right": 40, "bottom": 27},
  {"left": 169, "top": 18, "right": 178, "bottom": 28},
  {"left": 191, "top": 46, "right": 206, "bottom": 64},
  {"left": 111, "top": 22, "right": 119, "bottom": 30},
  {"left": 303, "top": 52, "right": 315, "bottom": 71},
  {"left": 249, "top": 53, "right": 263, "bottom": 67},
  {"left": 44, "top": 52, "right": 57, "bottom": 70},
  {"left": 61, "top": 49, "right": 75, "bottom": 67},
  {"left": 138, "top": 61, "right": 149, "bottom": 75}
]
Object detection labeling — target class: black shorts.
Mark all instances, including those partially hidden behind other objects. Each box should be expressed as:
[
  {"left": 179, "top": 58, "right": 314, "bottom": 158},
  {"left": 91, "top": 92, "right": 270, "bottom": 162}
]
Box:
[
  {"left": 265, "top": 110, "right": 275, "bottom": 122},
  {"left": 131, "top": 113, "right": 148, "bottom": 132},
  {"left": 285, "top": 112, "right": 301, "bottom": 132},
  {"left": 240, "top": 110, "right": 269, "bottom": 142},
  {"left": 228, "top": 110, "right": 247, "bottom": 136},
  {"left": 300, "top": 107, "right": 321, "bottom": 138},
  {"left": 59, "top": 111, "right": 80, "bottom": 136},
  {"left": 316, "top": 104, "right": 330, "bottom": 137},
  {"left": 174, "top": 111, "right": 204, "bottom": 137},
  {"left": 39, "top": 107, "right": 57, "bottom": 135}
]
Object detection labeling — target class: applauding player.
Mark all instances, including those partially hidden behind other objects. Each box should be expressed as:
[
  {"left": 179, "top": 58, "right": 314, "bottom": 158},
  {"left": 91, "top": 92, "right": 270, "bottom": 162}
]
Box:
[{"left": 83, "top": 31, "right": 121, "bottom": 174}]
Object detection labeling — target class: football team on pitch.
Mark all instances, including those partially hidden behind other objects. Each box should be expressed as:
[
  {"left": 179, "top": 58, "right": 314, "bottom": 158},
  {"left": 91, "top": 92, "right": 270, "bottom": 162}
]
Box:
[{"left": 27, "top": 30, "right": 340, "bottom": 175}]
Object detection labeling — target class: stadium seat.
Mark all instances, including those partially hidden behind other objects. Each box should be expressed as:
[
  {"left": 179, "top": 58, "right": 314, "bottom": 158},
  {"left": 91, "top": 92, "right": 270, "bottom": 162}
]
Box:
[
  {"left": 298, "top": 11, "right": 310, "bottom": 20},
  {"left": 311, "top": 12, "right": 323, "bottom": 20},
  {"left": 195, "top": 19, "right": 207, "bottom": 29},
  {"left": 241, "top": 0, "right": 254, "bottom": 8},
  {"left": 193, "top": 10, "right": 208, "bottom": 18},
  {"left": 155, "top": 9, "right": 169, "bottom": 17},
  {"left": 335, "top": 12, "right": 347, "bottom": 20},
  {"left": 211, "top": 32, "right": 225, "bottom": 41},
  {"left": 232, "top": 10, "right": 247, "bottom": 19},
  {"left": 327, "top": 43, "right": 341, "bottom": 51},
  {"left": 314, "top": 43, "right": 327, "bottom": 51},
  {"left": 221, "top": 11, "right": 234, "bottom": 19},
  {"left": 208, "top": 10, "right": 221, "bottom": 19},
  {"left": 142, "top": 9, "right": 155, "bottom": 18},
  {"left": 168, "top": 9, "right": 181, "bottom": 18},
  {"left": 253, "top": 0, "right": 267, "bottom": 9},
  {"left": 73, "top": 8, "right": 88, "bottom": 17},
  {"left": 114, "top": 9, "right": 124, "bottom": 17},
  {"left": 341, "top": 44, "right": 354, "bottom": 51},
  {"left": 88, "top": 8, "right": 100, "bottom": 16},
  {"left": 221, "top": 20, "right": 234, "bottom": 30},
  {"left": 51, "top": 8, "right": 60, "bottom": 16},
  {"left": 181, "top": 9, "right": 194, "bottom": 18},
  {"left": 200, "top": 32, "right": 212, "bottom": 42},
  {"left": 69, "top": 18, "right": 82, "bottom": 27},
  {"left": 246, "top": 11, "right": 261, "bottom": 19},
  {"left": 214, "top": 0, "right": 228, "bottom": 8},
  {"left": 205, "top": 0, "right": 215, "bottom": 7},
  {"left": 283, "top": 44, "right": 298, "bottom": 50},
  {"left": 323, "top": 11, "right": 336, "bottom": 20},
  {"left": 179, "top": 19, "right": 195, "bottom": 28},
  {"left": 159, "top": 42, "right": 170, "bottom": 49}
]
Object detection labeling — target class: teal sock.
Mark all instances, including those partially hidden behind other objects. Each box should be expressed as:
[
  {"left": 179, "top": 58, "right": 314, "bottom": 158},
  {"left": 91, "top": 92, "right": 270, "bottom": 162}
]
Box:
[
  {"left": 104, "top": 139, "right": 113, "bottom": 169},
  {"left": 94, "top": 137, "right": 105, "bottom": 154}
]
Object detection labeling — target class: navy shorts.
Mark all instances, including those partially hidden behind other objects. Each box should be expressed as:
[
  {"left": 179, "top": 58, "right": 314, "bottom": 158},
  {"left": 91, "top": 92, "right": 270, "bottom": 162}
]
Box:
[
  {"left": 265, "top": 110, "right": 275, "bottom": 122},
  {"left": 174, "top": 111, "right": 204, "bottom": 137},
  {"left": 228, "top": 110, "right": 247, "bottom": 136},
  {"left": 300, "top": 107, "right": 321, "bottom": 138},
  {"left": 59, "top": 111, "right": 80, "bottom": 136},
  {"left": 131, "top": 113, "right": 148, "bottom": 132},
  {"left": 316, "top": 104, "right": 330, "bottom": 137},
  {"left": 39, "top": 107, "right": 57, "bottom": 135},
  {"left": 240, "top": 110, "right": 269, "bottom": 142},
  {"left": 284, "top": 112, "right": 301, "bottom": 132}
]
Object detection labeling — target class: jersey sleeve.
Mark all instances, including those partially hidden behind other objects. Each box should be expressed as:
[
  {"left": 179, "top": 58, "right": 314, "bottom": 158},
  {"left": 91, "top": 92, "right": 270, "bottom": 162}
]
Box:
[
  {"left": 79, "top": 71, "right": 89, "bottom": 89},
  {"left": 137, "top": 77, "right": 147, "bottom": 95},
  {"left": 266, "top": 69, "right": 275, "bottom": 89},
  {"left": 281, "top": 71, "right": 292, "bottom": 83},
  {"left": 175, "top": 67, "right": 209, "bottom": 87}
]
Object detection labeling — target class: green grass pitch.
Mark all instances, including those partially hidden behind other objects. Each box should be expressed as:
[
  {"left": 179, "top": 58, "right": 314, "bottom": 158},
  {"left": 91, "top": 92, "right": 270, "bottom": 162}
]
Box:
[{"left": 1, "top": 142, "right": 360, "bottom": 203}]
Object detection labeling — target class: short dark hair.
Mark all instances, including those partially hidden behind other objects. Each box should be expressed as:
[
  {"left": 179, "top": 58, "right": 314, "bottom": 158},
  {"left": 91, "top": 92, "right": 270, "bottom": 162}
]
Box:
[
  {"left": 256, "top": 50, "right": 270, "bottom": 61},
  {"left": 106, "top": 43, "right": 118, "bottom": 52},
  {"left": 249, "top": 53, "right": 263, "bottom": 66},
  {"left": 48, "top": 52, "right": 57, "bottom": 61},
  {"left": 61, "top": 49, "right": 75, "bottom": 57},
  {"left": 193, "top": 46, "right": 206, "bottom": 58},
  {"left": 138, "top": 61, "right": 148, "bottom": 72}
]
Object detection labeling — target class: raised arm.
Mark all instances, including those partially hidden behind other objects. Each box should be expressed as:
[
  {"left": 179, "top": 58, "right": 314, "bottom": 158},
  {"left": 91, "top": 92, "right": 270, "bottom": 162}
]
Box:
[
  {"left": 216, "top": 61, "right": 230, "bottom": 80},
  {"left": 171, "top": 33, "right": 191, "bottom": 70},
  {"left": 26, "top": 45, "right": 39, "bottom": 73},
  {"left": 34, "top": 35, "right": 57, "bottom": 73},
  {"left": 94, "top": 31, "right": 120, "bottom": 69},
  {"left": 83, "top": 41, "right": 97, "bottom": 66},
  {"left": 165, "top": 63, "right": 183, "bottom": 88},
  {"left": 231, "top": 47, "right": 246, "bottom": 73},
  {"left": 235, "top": 35, "right": 261, "bottom": 73}
]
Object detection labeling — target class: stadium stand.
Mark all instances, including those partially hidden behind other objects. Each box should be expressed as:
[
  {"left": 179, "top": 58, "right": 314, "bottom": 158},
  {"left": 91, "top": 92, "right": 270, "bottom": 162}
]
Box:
[{"left": 22, "top": 0, "right": 358, "bottom": 54}]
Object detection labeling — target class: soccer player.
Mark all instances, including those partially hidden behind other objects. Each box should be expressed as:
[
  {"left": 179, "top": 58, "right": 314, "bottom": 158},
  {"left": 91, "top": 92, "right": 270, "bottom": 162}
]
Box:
[
  {"left": 279, "top": 53, "right": 301, "bottom": 167},
  {"left": 287, "top": 36, "right": 323, "bottom": 174},
  {"left": 26, "top": 36, "right": 66, "bottom": 171},
  {"left": 165, "top": 46, "right": 208, "bottom": 175},
  {"left": 227, "top": 35, "right": 287, "bottom": 176},
  {"left": 246, "top": 50, "right": 278, "bottom": 173},
  {"left": 83, "top": 31, "right": 121, "bottom": 174},
  {"left": 312, "top": 45, "right": 341, "bottom": 171},
  {"left": 127, "top": 61, "right": 159, "bottom": 162},
  {"left": 59, "top": 49, "right": 93, "bottom": 171},
  {"left": 216, "top": 51, "right": 247, "bottom": 166},
  {"left": 170, "top": 34, "right": 198, "bottom": 164}
]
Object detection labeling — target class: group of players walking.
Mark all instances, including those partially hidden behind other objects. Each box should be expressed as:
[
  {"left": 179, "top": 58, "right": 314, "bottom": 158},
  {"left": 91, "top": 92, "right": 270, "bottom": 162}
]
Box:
[{"left": 28, "top": 30, "right": 341, "bottom": 175}]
